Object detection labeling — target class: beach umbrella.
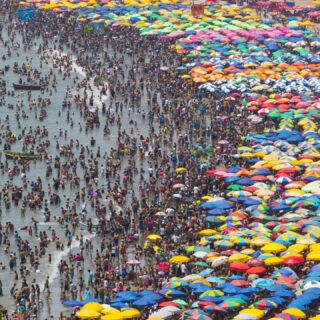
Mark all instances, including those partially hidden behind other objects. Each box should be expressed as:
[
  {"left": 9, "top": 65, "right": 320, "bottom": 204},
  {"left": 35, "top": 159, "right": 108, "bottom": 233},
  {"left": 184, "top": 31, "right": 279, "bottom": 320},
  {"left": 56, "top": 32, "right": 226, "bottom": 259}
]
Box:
[
  {"left": 101, "top": 308, "right": 122, "bottom": 316},
  {"left": 246, "top": 267, "right": 266, "bottom": 275},
  {"left": 265, "top": 257, "right": 283, "bottom": 266},
  {"left": 101, "top": 315, "right": 123, "bottom": 320},
  {"left": 219, "top": 298, "right": 245, "bottom": 309},
  {"left": 261, "top": 243, "right": 287, "bottom": 253},
  {"left": 239, "top": 308, "right": 265, "bottom": 318},
  {"left": 253, "top": 299, "right": 278, "bottom": 309},
  {"left": 121, "top": 308, "right": 141, "bottom": 319},
  {"left": 82, "top": 302, "right": 103, "bottom": 312},
  {"left": 229, "top": 262, "right": 249, "bottom": 272},
  {"left": 163, "top": 289, "right": 186, "bottom": 298},
  {"left": 283, "top": 256, "right": 305, "bottom": 266},
  {"left": 147, "top": 234, "right": 162, "bottom": 240},
  {"left": 275, "top": 315, "right": 298, "bottom": 320},
  {"left": 76, "top": 310, "right": 101, "bottom": 319},
  {"left": 199, "top": 290, "right": 224, "bottom": 299},
  {"left": 169, "top": 256, "right": 190, "bottom": 264},
  {"left": 63, "top": 300, "right": 82, "bottom": 307},
  {"left": 281, "top": 308, "right": 306, "bottom": 319},
  {"left": 306, "top": 252, "right": 320, "bottom": 261},
  {"left": 234, "top": 315, "right": 258, "bottom": 320},
  {"left": 199, "top": 229, "right": 217, "bottom": 236},
  {"left": 133, "top": 297, "right": 158, "bottom": 308},
  {"left": 148, "top": 306, "right": 180, "bottom": 319}
]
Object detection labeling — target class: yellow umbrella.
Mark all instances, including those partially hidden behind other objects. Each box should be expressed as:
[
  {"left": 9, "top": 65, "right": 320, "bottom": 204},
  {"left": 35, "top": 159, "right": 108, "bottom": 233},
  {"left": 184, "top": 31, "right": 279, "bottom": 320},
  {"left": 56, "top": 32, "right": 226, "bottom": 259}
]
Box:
[
  {"left": 228, "top": 253, "right": 251, "bottom": 263},
  {"left": 241, "top": 249, "right": 255, "bottom": 255},
  {"left": 306, "top": 252, "right": 320, "bottom": 261},
  {"left": 121, "top": 308, "right": 141, "bottom": 319},
  {"left": 282, "top": 308, "right": 306, "bottom": 319},
  {"left": 287, "top": 244, "right": 307, "bottom": 253},
  {"left": 198, "top": 229, "right": 217, "bottom": 236},
  {"left": 310, "top": 316, "right": 320, "bottom": 320},
  {"left": 101, "top": 315, "right": 123, "bottom": 320},
  {"left": 296, "top": 237, "right": 316, "bottom": 245},
  {"left": 239, "top": 308, "right": 264, "bottom": 318},
  {"left": 202, "top": 195, "right": 213, "bottom": 200},
  {"left": 261, "top": 243, "right": 286, "bottom": 253},
  {"left": 251, "top": 237, "right": 271, "bottom": 246},
  {"left": 101, "top": 308, "right": 122, "bottom": 315},
  {"left": 176, "top": 167, "right": 186, "bottom": 173},
  {"left": 169, "top": 255, "right": 190, "bottom": 264},
  {"left": 147, "top": 234, "right": 162, "bottom": 240},
  {"left": 82, "top": 302, "right": 103, "bottom": 312},
  {"left": 310, "top": 243, "right": 320, "bottom": 252},
  {"left": 76, "top": 309, "right": 101, "bottom": 319},
  {"left": 265, "top": 257, "right": 283, "bottom": 266}
]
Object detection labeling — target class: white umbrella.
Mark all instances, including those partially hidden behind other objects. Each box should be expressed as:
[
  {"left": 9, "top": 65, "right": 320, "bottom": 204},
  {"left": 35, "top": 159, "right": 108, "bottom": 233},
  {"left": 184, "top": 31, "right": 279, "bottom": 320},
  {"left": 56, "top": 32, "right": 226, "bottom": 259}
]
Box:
[
  {"left": 211, "top": 256, "right": 228, "bottom": 268},
  {"left": 234, "top": 314, "right": 259, "bottom": 320},
  {"left": 149, "top": 306, "right": 181, "bottom": 319},
  {"left": 155, "top": 211, "right": 166, "bottom": 216},
  {"left": 127, "top": 259, "right": 140, "bottom": 265},
  {"left": 193, "top": 251, "right": 208, "bottom": 258},
  {"left": 182, "top": 274, "right": 202, "bottom": 281},
  {"left": 303, "top": 281, "right": 320, "bottom": 290}
]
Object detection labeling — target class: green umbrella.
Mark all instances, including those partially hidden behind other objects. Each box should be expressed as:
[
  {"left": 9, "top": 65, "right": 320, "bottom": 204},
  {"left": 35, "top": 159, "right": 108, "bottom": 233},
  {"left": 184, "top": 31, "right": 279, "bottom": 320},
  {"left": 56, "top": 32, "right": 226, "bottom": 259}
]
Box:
[
  {"left": 267, "top": 109, "right": 282, "bottom": 119},
  {"left": 204, "top": 216, "right": 225, "bottom": 224},
  {"left": 227, "top": 184, "right": 243, "bottom": 191},
  {"left": 195, "top": 261, "right": 209, "bottom": 267},
  {"left": 173, "top": 299, "right": 188, "bottom": 306}
]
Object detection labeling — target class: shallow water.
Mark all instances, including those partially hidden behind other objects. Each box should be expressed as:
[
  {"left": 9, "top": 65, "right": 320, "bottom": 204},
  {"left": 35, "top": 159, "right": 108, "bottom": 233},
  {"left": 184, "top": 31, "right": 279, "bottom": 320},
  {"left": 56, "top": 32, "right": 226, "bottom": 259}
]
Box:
[{"left": 0, "top": 23, "right": 150, "bottom": 317}]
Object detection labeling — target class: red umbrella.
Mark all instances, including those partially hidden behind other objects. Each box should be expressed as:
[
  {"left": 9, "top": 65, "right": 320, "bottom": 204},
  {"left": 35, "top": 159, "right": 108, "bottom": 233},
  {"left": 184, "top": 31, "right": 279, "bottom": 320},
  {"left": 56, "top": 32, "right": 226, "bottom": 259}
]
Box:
[
  {"left": 283, "top": 256, "right": 305, "bottom": 266},
  {"left": 230, "top": 280, "right": 249, "bottom": 287},
  {"left": 156, "top": 263, "right": 170, "bottom": 270},
  {"left": 158, "top": 301, "right": 179, "bottom": 307},
  {"left": 221, "top": 250, "right": 239, "bottom": 256},
  {"left": 244, "top": 186, "right": 259, "bottom": 192},
  {"left": 248, "top": 259, "right": 265, "bottom": 267},
  {"left": 246, "top": 267, "right": 266, "bottom": 275},
  {"left": 251, "top": 176, "right": 268, "bottom": 182},
  {"left": 229, "top": 262, "right": 249, "bottom": 272},
  {"left": 198, "top": 301, "right": 216, "bottom": 308},
  {"left": 275, "top": 277, "right": 297, "bottom": 285}
]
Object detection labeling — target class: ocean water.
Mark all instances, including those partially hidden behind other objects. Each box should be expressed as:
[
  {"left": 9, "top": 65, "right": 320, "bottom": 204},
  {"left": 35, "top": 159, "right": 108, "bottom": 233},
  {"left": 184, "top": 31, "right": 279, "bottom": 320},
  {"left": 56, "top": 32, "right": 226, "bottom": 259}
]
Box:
[{"left": 0, "top": 20, "right": 150, "bottom": 317}]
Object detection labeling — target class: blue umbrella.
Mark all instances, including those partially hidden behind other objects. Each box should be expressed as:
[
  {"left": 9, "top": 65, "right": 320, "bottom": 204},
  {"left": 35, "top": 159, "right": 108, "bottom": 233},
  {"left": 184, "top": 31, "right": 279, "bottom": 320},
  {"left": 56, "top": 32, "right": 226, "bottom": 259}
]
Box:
[
  {"left": 219, "top": 284, "right": 241, "bottom": 295},
  {"left": 132, "top": 297, "right": 157, "bottom": 308},
  {"left": 271, "top": 290, "right": 294, "bottom": 298},
  {"left": 252, "top": 278, "right": 274, "bottom": 288},
  {"left": 138, "top": 291, "right": 163, "bottom": 301},
  {"left": 199, "top": 268, "right": 213, "bottom": 277},
  {"left": 208, "top": 208, "right": 227, "bottom": 215},
  {"left": 62, "top": 300, "right": 81, "bottom": 307},
  {"left": 206, "top": 276, "right": 224, "bottom": 283},
  {"left": 225, "top": 176, "right": 240, "bottom": 183},
  {"left": 311, "top": 264, "right": 320, "bottom": 272},
  {"left": 241, "top": 287, "right": 260, "bottom": 295},
  {"left": 189, "top": 283, "right": 211, "bottom": 292},
  {"left": 237, "top": 178, "right": 254, "bottom": 186},
  {"left": 160, "top": 289, "right": 187, "bottom": 298},
  {"left": 286, "top": 301, "right": 308, "bottom": 311},
  {"left": 268, "top": 297, "right": 286, "bottom": 305},
  {"left": 266, "top": 284, "right": 289, "bottom": 292},
  {"left": 110, "top": 302, "right": 128, "bottom": 308}
]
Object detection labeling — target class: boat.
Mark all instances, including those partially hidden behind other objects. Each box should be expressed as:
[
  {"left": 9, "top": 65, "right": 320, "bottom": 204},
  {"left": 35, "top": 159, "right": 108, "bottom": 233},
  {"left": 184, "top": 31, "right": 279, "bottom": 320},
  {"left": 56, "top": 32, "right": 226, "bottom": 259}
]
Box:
[
  {"left": 4, "top": 151, "right": 42, "bottom": 160},
  {"left": 13, "top": 83, "right": 43, "bottom": 90}
]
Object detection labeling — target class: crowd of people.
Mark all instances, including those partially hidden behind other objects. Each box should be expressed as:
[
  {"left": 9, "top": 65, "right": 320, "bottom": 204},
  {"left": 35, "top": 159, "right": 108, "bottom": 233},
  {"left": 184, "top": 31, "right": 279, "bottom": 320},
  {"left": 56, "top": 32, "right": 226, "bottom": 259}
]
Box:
[{"left": 0, "top": 0, "right": 320, "bottom": 320}]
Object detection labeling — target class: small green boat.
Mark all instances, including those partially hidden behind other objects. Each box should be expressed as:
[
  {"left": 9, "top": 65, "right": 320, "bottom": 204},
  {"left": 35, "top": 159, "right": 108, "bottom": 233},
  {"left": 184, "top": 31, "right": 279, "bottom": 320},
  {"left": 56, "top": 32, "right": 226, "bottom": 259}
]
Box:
[{"left": 4, "top": 151, "right": 42, "bottom": 160}]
